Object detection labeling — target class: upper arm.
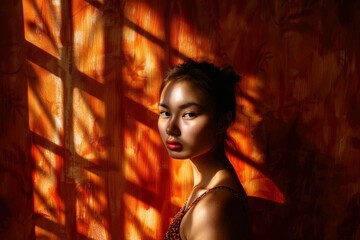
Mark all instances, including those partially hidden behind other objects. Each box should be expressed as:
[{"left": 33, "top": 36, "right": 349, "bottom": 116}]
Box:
[{"left": 185, "top": 192, "right": 250, "bottom": 240}]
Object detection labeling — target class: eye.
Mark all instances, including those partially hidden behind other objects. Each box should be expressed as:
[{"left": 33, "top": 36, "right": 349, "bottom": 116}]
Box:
[
  {"left": 183, "top": 112, "right": 197, "bottom": 119},
  {"left": 159, "top": 111, "right": 170, "bottom": 118}
]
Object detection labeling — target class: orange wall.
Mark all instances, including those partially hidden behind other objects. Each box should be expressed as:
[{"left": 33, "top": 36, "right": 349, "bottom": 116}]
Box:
[{"left": 0, "top": 0, "right": 359, "bottom": 239}]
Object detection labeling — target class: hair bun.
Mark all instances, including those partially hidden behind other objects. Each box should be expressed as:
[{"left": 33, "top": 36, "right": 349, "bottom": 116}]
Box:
[{"left": 220, "top": 65, "right": 241, "bottom": 86}]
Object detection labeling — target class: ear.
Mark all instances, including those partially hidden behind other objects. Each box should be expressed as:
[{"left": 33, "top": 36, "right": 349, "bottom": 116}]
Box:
[{"left": 217, "top": 112, "right": 232, "bottom": 134}]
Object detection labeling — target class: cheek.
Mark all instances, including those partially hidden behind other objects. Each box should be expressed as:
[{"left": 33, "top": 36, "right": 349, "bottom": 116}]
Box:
[{"left": 183, "top": 121, "right": 217, "bottom": 143}]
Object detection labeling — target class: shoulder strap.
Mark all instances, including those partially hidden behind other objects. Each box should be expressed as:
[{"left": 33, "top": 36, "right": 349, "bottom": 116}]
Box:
[
  {"left": 210, "top": 186, "right": 242, "bottom": 199},
  {"left": 184, "top": 186, "right": 242, "bottom": 213}
]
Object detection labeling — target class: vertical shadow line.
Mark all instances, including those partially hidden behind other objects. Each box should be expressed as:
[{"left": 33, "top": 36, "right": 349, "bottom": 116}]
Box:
[{"left": 60, "top": 0, "right": 77, "bottom": 237}]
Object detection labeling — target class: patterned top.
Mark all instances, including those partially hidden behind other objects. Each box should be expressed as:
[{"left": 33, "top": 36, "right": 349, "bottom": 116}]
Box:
[{"left": 163, "top": 186, "right": 245, "bottom": 240}]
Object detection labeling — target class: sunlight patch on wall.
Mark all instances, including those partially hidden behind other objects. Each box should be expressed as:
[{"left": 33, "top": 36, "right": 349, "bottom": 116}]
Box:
[
  {"left": 123, "top": 193, "right": 160, "bottom": 240},
  {"left": 73, "top": 3, "right": 106, "bottom": 84},
  {"left": 23, "top": 0, "right": 62, "bottom": 58},
  {"left": 73, "top": 88, "right": 107, "bottom": 162},
  {"left": 27, "top": 61, "right": 64, "bottom": 144}
]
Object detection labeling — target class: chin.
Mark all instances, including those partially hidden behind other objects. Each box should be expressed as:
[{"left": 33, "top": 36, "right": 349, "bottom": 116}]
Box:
[{"left": 167, "top": 152, "right": 189, "bottom": 160}]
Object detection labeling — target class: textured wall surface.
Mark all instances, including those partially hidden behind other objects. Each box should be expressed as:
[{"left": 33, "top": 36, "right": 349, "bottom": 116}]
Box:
[{"left": 0, "top": 0, "right": 359, "bottom": 239}]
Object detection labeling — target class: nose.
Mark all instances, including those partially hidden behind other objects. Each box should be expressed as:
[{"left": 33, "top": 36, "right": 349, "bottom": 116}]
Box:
[{"left": 166, "top": 119, "right": 181, "bottom": 136}]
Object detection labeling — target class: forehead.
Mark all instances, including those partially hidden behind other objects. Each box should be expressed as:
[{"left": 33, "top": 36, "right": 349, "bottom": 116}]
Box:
[{"left": 160, "top": 80, "right": 210, "bottom": 106}]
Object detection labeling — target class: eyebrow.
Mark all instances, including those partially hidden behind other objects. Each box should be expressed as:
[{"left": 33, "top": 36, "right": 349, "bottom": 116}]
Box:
[{"left": 158, "top": 102, "right": 204, "bottom": 110}]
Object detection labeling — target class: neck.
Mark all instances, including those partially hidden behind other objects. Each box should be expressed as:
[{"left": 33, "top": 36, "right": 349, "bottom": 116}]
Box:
[{"left": 189, "top": 144, "right": 231, "bottom": 189}]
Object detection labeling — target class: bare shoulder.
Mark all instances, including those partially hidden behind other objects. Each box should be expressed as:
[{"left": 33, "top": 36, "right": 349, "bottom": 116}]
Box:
[{"left": 185, "top": 187, "right": 251, "bottom": 240}]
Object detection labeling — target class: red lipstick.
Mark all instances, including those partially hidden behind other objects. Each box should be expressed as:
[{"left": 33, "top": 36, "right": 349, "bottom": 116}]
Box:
[{"left": 166, "top": 139, "right": 183, "bottom": 151}]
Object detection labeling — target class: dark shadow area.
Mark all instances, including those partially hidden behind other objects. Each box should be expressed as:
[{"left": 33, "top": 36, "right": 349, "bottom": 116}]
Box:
[{"left": 0, "top": 0, "right": 35, "bottom": 239}]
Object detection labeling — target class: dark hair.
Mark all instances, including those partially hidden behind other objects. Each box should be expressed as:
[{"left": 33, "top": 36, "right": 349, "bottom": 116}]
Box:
[{"left": 160, "top": 60, "right": 241, "bottom": 125}]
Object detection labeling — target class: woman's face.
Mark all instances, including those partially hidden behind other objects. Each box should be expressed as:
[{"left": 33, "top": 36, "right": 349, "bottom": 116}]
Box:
[{"left": 158, "top": 80, "right": 220, "bottom": 160}]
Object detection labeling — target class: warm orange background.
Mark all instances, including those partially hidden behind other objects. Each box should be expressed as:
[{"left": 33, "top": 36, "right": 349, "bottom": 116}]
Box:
[{"left": 1, "top": 0, "right": 359, "bottom": 239}]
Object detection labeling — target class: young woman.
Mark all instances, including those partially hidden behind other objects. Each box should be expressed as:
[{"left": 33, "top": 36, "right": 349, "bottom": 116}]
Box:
[{"left": 158, "top": 60, "right": 251, "bottom": 240}]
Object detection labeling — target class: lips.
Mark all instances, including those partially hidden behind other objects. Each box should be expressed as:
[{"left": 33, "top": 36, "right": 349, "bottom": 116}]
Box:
[{"left": 166, "top": 139, "right": 183, "bottom": 151}]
